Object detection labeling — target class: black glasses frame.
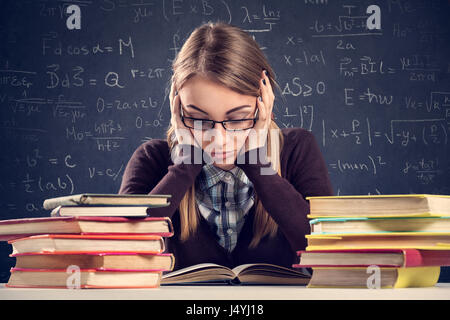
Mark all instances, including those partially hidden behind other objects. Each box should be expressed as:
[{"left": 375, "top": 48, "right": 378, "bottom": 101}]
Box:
[{"left": 180, "top": 104, "right": 259, "bottom": 132}]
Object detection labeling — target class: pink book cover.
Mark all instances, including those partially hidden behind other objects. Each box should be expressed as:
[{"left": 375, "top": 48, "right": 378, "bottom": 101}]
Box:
[
  {"left": 10, "top": 267, "right": 166, "bottom": 272},
  {"left": 8, "top": 233, "right": 164, "bottom": 243},
  {"left": 0, "top": 216, "right": 174, "bottom": 241},
  {"left": 293, "top": 248, "right": 450, "bottom": 268},
  {"left": 10, "top": 251, "right": 173, "bottom": 257},
  {"left": 9, "top": 251, "right": 175, "bottom": 272},
  {"left": 6, "top": 268, "right": 162, "bottom": 289}
]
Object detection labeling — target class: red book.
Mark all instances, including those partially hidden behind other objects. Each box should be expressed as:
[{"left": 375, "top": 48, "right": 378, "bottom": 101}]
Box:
[
  {"left": 0, "top": 216, "right": 173, "bottom": 241},
  {"left": 293, "top": 248, "right": 450, "bottom": 268},
  {"left": 10, "top": 251, "right": 175, "bottom": 271},
  {"left": 8, "top": 234, "right": 166, "bottom": 254},
  {"left": 6, "top": 268, "right": 162, "bottom": 289}
]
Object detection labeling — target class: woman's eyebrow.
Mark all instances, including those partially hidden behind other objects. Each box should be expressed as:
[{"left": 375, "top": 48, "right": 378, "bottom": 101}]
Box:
[
  {"left": 185, "top": 104, "right": 252, "bottom": 115},
  {"left": 185, "top": 104, "right": 208, "bottom": 115},
  {"left": 226, "top": 105, "right": 252, "bottom": 114}
]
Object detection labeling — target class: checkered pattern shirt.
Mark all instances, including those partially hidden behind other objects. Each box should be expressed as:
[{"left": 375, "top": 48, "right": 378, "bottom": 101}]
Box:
[{"left": 195, "top": 163, "right": 255, "bottom": 252}]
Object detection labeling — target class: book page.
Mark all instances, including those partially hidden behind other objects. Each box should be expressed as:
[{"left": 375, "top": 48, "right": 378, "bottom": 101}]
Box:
[
  {"left": 162, "top": 263, "right": 233, "bottom": 279},
  {"left": 232, "top": 263, "right": 311, "bottom": 277}
]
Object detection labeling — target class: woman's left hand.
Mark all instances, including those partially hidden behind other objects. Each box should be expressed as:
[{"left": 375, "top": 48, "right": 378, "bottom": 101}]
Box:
[{"left": 241, "top": 69, "right": 274, "bottom": 152}]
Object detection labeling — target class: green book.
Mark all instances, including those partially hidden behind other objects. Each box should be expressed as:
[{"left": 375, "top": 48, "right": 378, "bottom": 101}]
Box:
[{"left": 310, "top": 216, "right": 450, "bottom": 234}]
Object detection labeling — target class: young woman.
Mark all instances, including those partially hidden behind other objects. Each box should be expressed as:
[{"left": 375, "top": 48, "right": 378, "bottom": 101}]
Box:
[{"left": 119, "top": 21, "right": 333, "bottom": 271}]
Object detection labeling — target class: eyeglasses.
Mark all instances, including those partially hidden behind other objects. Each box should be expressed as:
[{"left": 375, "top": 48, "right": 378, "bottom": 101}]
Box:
[{"left": 180, "top": 104, "right": 259, "bottom": 132}]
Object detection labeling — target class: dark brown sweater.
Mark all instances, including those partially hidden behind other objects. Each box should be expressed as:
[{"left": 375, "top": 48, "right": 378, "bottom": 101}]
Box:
[{"left": 118, "top": 127, "right": 333, "bottom": 271}]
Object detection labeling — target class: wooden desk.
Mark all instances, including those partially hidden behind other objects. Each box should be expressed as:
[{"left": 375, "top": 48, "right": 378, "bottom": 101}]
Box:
[{"left": 1, "top": 283, "right": 449, "bottom": 300}]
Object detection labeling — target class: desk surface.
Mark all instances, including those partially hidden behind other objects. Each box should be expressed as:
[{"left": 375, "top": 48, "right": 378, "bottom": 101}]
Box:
[{"left": 1, "top": 283, "right": 449, "bottom": 300}]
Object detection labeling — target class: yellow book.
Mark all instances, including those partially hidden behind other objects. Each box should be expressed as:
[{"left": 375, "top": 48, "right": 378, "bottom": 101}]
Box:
[
  {"left": 306, "top": 194, "right": 450, "bottom": 218},
  {"left": 306, "top": 232, "right": 450, "bottom": 251},
  {"left": 307, "top": 266, "right": 440, "bottom": 288}
]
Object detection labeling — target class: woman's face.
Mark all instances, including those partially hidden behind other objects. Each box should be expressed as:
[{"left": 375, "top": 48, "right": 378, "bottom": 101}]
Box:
[{"left": 178, "top": 74, "right": 257, "bottom": 171}]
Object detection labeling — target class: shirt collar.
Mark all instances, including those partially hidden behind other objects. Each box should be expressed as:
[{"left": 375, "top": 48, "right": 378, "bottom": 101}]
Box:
[{"left": 196, "top": 163, "right": 251, "bottom": 192}]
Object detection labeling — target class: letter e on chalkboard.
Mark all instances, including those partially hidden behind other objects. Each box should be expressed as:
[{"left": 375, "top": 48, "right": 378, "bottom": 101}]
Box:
[{"left": 66, "top": 4, "right": 81, "bottom": 30}]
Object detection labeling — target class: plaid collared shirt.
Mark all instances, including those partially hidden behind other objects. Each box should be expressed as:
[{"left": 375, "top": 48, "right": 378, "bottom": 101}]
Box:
[{"left": 195, "top": 163, "right": 255, "bottom": 252}]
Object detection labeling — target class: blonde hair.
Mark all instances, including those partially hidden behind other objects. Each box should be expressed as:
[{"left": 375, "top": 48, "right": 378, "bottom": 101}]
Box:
[{"left": 166, "top": 21, "right": 285, "bottom": 248}]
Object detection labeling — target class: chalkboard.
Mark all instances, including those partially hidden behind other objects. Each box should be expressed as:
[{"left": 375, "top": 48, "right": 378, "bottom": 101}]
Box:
[{"left": 1, "top": 0, "right": 449, "bottom": 283}]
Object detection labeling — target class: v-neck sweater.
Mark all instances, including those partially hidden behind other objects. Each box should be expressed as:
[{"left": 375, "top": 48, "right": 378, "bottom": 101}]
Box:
[{"left": 118, "top": 127, "right": 334, "bottom": 271}]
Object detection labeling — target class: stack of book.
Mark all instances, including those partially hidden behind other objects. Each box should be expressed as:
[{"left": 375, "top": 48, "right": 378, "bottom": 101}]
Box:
[
  {"left": 292, "top": 194, "right": 450, "bottom": 288},
  {"left": 1, "top": 193, "right": 176, "bottom": 289}
]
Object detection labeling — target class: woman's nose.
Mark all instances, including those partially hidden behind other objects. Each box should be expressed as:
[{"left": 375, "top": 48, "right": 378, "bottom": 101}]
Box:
[
  {"left": 205, "top": 125, "right": 229, "bottom": 149},
  {"left": 212, "top": 125, "right": 226, "bottom": 142}
]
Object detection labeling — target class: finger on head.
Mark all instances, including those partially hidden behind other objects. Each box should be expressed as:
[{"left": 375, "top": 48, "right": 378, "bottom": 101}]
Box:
[
  {"left": 172, "top": 93, "right": 180, "bottom": 114},
  {"left": 170, "top": 82, "right": 179, "bottom": 100},
  {"left": 169, "top": 87, "right": 174, "bottom": 111},
  {"left": 259, "top": 80, "right": 270, "bottom": 108},
  {"left": 262, "top": 70, "right": 273, "bottom": 94},
  {"left": 257, "top": 95, "right": 267, "bottom": 121}
]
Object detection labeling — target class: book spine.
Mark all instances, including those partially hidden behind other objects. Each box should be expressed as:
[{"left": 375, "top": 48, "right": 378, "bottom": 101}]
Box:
[
  {"left": 165, "top": 218, "right": 174, "bottom": 237},
  {"left": 402, "top": 249, "right": 423, "bottom": 267},
  {"left": 403, "top": 249, "right": 450, "bottom": 267},
  {"left": 394, "top": 266, "right": 440, "bottom": 288}
]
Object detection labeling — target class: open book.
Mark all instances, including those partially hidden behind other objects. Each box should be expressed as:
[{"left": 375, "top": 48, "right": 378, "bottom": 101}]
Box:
[{"left": 161, "top": 263, "right": 311, "bottom": 285}]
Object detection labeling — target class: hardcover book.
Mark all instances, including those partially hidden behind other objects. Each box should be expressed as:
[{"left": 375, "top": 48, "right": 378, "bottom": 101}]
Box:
[
  {"left": 8, "top": 234, "right": 165, "bottom": 254},
  {"left": 306, "top": 266, "right": 440, "bottom": 288},
  {"left": 310, "top": 216, "right": 450, "bottom": 234},
  {"left": 7, "top": 268, "right": 162, "bottom": 288},
  {"left": 306, "top": 232, "right": 450, "bottom": 250},
  {"left": 293, "top": 249, "right": 450, "bottom": 268},
  {"left": 11, "top": 251, "right": 175, "bottom": 271},
  {"left": 306, "top": 194, "right": 450, "bottom": 218},
  {"left": 50, "top": 205, "right": 159, "bottom": 217},
  {"left": 43, "top": 193, "right": 171, "bottom": 210},
  {"left": 0, "top": 216, "right": 174, "bottom": 241}
]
